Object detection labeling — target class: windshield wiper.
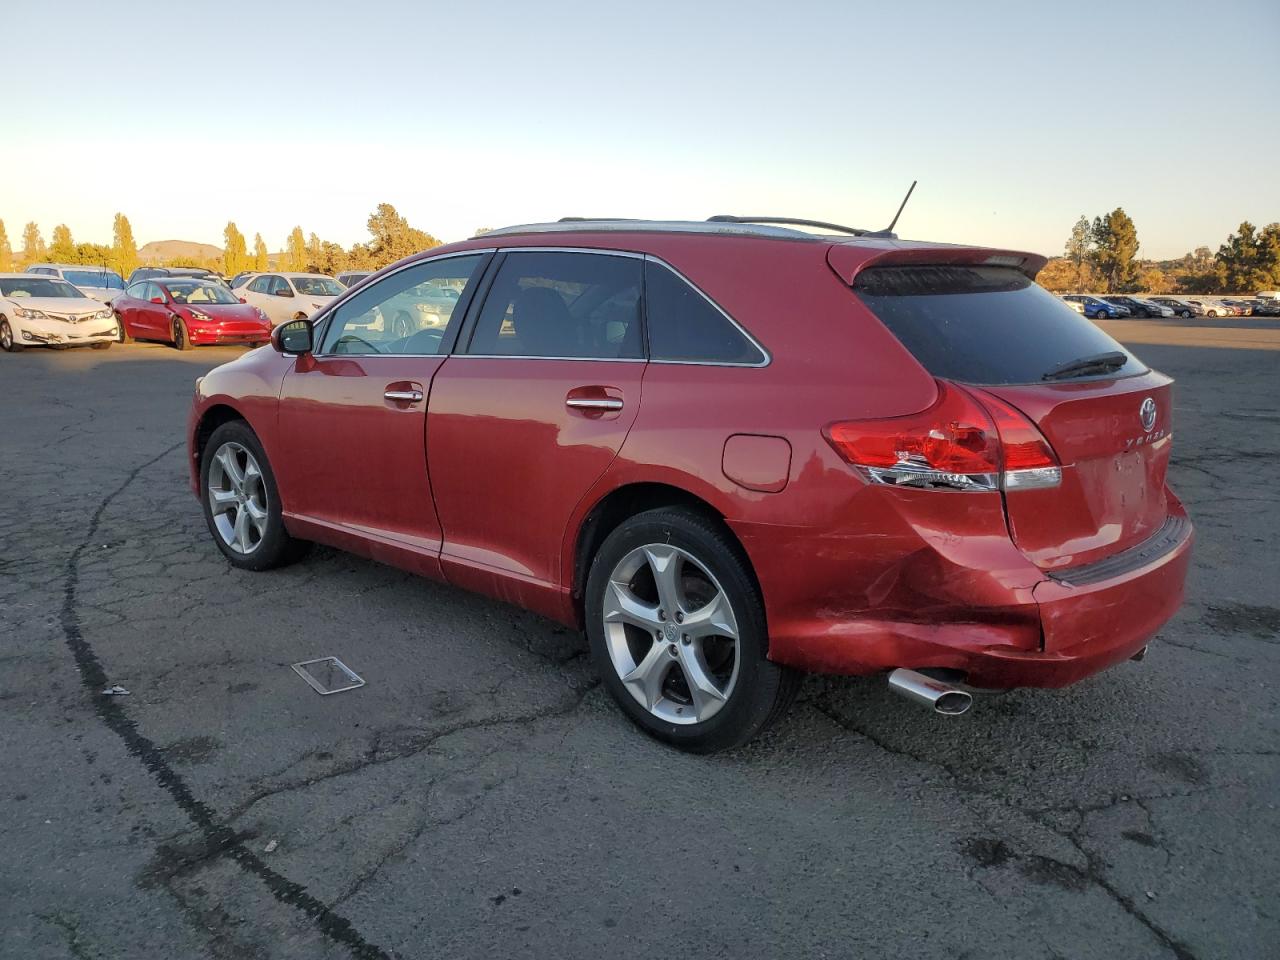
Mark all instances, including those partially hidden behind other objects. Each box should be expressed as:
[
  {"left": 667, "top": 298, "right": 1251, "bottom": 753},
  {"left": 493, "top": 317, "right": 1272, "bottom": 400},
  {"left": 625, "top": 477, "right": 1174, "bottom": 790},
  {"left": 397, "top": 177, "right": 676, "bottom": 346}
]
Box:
[{"left": 1042, "top": 351, "right": 1128, "bottom": 381}]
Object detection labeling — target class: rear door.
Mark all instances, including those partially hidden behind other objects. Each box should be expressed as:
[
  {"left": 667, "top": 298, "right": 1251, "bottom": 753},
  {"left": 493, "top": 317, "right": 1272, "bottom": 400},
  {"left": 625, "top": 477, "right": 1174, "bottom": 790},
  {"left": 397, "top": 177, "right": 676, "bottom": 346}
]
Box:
[
  {"left": 851, "top": 262, "right": 1175, "bottom": 572},
  {"left": 427, "top": 249, "right": 645, "bottom": 612}
]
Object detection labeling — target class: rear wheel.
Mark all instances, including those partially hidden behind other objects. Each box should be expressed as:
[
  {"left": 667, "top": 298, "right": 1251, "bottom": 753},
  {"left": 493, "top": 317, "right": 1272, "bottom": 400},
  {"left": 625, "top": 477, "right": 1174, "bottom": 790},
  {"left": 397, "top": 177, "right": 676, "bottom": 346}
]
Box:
[
  {"left": 585, "top": 507, "right": 800, "bottom": 753},
  {"left": 0, "top": 319, "right": 22, "bottom": 352},
  {"left": 199, "top": 421, "right": 309, "bottom": 571},
  {"left": 172, "top": 318, "right": 193, "bottom": 350}
]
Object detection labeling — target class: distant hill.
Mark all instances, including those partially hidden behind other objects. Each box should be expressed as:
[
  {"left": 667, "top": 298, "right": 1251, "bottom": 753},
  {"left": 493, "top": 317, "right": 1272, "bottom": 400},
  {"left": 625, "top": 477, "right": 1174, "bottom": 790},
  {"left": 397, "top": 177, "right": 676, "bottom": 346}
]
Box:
[{"left": 138, "top": 239, "right": 222, "bottom": 264}]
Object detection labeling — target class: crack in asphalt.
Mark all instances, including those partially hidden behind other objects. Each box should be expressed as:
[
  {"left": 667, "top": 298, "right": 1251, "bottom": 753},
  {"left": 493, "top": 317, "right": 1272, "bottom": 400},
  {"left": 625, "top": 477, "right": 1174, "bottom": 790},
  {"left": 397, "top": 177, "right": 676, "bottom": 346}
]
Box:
[
  {"left": 808, "top": 697, "right": 1201, "bottom": 960},
  {"left": 59, "top": 442, "right": 392, "bottom": 960},
  {"left": 225, "top": 681, "right": 600, "bottom": 825}
]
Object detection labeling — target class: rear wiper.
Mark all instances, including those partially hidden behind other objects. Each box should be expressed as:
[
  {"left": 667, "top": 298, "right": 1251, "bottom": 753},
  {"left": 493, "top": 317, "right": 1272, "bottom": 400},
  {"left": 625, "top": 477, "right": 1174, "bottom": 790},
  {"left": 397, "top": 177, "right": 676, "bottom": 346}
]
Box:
[{"left": 1041, "top": 351, "right": 1128, "bottom": 381}]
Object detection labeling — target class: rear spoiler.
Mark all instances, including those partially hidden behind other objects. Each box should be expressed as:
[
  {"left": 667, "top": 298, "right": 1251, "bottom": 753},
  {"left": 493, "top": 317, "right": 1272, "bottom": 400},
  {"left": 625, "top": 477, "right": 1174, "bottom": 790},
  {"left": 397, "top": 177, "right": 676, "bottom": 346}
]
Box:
[{"left": 827, "top": 244, "right": 1048, "bottom": 286}]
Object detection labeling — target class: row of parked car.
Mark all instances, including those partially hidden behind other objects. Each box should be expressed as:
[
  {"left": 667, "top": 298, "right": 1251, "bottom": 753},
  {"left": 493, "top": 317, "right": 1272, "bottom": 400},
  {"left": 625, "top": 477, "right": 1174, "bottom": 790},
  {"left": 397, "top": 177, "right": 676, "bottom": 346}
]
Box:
[
  {"left": 1060, "top": 292, "right": 1280, "bottom": 319},
  {"left": 2, "top": 263, "right": 369, "bottom": 351}
]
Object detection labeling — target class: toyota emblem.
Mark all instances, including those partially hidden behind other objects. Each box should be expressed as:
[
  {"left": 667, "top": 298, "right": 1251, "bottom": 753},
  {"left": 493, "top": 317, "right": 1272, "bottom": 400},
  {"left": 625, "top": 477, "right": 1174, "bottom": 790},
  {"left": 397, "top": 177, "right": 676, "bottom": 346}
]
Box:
[{"left": 1140, "top": 397, "right": 1157, "bottom": 432}]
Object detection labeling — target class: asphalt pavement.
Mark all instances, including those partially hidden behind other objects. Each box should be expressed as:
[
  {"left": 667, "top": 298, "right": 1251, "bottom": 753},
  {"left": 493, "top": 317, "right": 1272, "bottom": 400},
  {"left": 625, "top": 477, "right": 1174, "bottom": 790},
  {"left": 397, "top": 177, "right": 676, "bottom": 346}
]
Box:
[{"left": 1, "top": 317, "right": 1277, "bottom": 960}]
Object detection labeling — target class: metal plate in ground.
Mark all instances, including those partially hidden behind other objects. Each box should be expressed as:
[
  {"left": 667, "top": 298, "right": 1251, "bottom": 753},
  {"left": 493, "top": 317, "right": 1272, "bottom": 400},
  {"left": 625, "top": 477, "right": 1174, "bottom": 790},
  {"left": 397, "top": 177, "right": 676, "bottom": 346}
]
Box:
[{"left": 291, "top": 657, "right": 365, "bottom": 695}]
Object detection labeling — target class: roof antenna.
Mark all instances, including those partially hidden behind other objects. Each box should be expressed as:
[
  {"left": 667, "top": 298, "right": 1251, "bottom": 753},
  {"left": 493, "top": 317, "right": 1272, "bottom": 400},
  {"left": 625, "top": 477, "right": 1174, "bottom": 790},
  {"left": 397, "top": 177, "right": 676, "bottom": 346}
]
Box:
[{"left": 884, "top": 180, "right": 917, "bottom": 235}]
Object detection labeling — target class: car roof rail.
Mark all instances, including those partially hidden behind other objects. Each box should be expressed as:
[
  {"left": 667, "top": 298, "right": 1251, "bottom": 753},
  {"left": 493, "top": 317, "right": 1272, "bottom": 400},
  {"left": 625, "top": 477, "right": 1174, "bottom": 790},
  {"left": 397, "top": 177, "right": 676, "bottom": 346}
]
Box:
[{"left": 706, "top": 215, "right": 873, "bottom": 236}]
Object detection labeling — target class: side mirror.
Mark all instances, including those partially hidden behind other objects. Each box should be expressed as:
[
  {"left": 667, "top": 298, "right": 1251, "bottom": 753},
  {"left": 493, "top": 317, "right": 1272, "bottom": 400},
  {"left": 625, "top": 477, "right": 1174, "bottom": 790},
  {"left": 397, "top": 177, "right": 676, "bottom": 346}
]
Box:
[
  {"left": 272, "top": 319, "right": 313, "bottom": 355},
  {"left": 238, "top": 297, "right": 247, "bottom": 303},
  {"left": 150, "top": 296, "right": 165, "bottom": 304}
]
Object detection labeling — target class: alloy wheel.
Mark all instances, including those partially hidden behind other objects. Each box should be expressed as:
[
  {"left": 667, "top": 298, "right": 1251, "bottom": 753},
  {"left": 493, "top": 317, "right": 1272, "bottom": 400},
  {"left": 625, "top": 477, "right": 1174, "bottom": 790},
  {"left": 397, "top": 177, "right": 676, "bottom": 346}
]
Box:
[
  {"left": 207, "top": 441, "right": 269, "bottom": 554},
  {"left": 0, "top": 321, "right": 12, "bottom": 350},
  {"left": 601, "top": 543, "right": 740, "bottom": 725}
]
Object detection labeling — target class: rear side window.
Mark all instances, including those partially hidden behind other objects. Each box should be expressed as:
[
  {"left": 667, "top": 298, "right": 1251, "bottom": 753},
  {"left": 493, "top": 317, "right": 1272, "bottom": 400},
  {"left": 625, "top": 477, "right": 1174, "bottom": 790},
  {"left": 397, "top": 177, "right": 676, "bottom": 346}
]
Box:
[
  {"left": 644, "top": 262, "right": 765, "bottom": 364},
  {"left": 468, "top": 251, "right": 642, "bottom": 359},
  {"left": 854, "top": 266, "right": 1146, "bottom": 385}
]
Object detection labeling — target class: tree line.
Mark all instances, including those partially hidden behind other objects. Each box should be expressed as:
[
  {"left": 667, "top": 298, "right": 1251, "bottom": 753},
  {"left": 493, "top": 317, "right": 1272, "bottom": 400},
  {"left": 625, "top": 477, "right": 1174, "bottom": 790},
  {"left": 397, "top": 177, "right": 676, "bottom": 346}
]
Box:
[
  {"left": 1037, "top": 208, "right": 1280, "bottom": 294},
  {"left": 0, "top": 203, "right": 441, "bottom": 278}
]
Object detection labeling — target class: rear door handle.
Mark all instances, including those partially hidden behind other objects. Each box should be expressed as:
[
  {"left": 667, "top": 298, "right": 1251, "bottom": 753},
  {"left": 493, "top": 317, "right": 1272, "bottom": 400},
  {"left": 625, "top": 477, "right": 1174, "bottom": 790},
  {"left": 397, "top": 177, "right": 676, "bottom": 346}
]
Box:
[
  {"left": 565, "top": 397, "right": 623, "bottom": 411},
  {"left": 384, "top": 389, "right": 424, "bottom": 403}
]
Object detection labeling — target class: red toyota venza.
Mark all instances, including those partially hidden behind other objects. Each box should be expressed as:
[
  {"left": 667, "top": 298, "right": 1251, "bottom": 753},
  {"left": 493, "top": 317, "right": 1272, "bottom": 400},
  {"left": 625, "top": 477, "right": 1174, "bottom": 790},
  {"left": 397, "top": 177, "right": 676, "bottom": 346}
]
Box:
[
  {"left": 187, "top": 218, "right": 1192, "bottom": 752},
  {"left": 116, "top": 278, "right": 272, "bottom": 349}
]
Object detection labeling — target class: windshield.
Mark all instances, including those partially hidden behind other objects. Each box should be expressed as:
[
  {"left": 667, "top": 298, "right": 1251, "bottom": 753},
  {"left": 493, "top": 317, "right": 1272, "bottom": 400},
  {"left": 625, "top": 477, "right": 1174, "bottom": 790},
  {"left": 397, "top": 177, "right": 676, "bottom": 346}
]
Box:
[
  {"left": 292, "top": 277, "right": 343, "bottom": 297},
  {"left": 64, "top": 270, "right": 125, "bottom": 289},
  {"left": 164, "top": 281, "right": 240, "bottom": 305},
  {"left": 1, "top": 277, "right": 84, "bottom": 298},
  {"left": 854, "top": 265, "right": 1147, "bottom": 385}
]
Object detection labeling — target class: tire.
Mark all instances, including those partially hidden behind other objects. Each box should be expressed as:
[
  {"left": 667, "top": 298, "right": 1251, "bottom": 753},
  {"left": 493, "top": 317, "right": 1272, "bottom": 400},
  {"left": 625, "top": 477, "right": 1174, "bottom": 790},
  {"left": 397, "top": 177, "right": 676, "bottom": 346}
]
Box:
[
  {"left": 585, "top": 507, "right": 801, "bottom": 753},
  {"left": 199, "top": 420, "right": 310, "bottom": 571},
  {"left": 115, "top": 312, "right": 132, "bottom": 343},
  {"left": 1180, "top": 310, "right": 1191, "bottom": 318},
  {"left": 172, "top": 317, "right": 193, "bottom": 350},
  {"left": 1137, "top": 309, "right": 1149, "bottom": 318},
  {"left": 391, "top": 310, "right": 414, "bottom": 339},
  {"left": 91, "top": 341, "right": 112, "bottom": 350},
  {"left": 0, "top": 319, "right": 22, "bottom": 353}
]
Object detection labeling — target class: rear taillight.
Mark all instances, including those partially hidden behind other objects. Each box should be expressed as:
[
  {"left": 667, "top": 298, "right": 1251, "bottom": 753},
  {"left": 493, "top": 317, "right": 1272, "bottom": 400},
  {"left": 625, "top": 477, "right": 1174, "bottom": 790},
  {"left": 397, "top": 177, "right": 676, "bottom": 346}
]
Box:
[{"left": 823, "top": 381, "right": 1060, "bottom": 492}]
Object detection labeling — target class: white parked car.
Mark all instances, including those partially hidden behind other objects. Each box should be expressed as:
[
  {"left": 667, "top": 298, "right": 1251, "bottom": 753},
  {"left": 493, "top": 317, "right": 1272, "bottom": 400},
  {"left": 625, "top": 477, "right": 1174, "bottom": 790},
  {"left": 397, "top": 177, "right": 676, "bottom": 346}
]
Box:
[
  {"left": 26, "top": 263, "right": 127, "bottom": 304},
  {"left": 236, "top": 273, "right": 344, "bottom": 326},
  {"left": 0, "top": 273, "right": 119, "bottom": 351}
]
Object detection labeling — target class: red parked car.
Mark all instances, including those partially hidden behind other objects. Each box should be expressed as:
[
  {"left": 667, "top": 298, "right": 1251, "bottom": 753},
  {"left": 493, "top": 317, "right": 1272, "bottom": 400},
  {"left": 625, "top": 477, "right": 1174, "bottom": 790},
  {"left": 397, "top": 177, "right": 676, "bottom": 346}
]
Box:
[
  {"left": 115, "top": 278, "right": 272, "bottom": 349},
  {"left": 187, "top": 218, "right": 1192, "bottom": 752}
]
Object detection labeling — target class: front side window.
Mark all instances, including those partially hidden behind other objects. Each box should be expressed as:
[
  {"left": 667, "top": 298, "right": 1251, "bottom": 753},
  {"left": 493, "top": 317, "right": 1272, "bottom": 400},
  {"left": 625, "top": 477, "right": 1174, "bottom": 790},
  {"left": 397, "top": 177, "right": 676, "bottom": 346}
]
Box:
[
  {"left": 467, "top": 251, "right": 642, "bottom": 359},
  {"left": 125, "top": 282, "right": 148, "bottom": 299},
  {"left": 320, "top": 254, "right": 485, "bottom": 356},
  {"left": 644, "top": 261, "right": 766, "bottom": 364}
]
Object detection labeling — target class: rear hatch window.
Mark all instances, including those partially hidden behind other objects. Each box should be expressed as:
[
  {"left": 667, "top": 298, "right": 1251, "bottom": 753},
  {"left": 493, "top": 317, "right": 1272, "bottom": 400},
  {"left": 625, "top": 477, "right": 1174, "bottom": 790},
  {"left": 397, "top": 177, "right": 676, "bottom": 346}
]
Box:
[{"left": 854, "top": 265, "right": 1146, "bottom": 386}]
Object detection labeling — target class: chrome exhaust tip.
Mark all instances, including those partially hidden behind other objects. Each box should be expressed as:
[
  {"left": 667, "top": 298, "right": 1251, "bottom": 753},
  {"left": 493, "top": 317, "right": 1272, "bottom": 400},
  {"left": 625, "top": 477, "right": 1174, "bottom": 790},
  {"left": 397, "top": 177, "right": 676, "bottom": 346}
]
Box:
[{"left": 888, "top": 668, "right": 974, "bottom": 716}]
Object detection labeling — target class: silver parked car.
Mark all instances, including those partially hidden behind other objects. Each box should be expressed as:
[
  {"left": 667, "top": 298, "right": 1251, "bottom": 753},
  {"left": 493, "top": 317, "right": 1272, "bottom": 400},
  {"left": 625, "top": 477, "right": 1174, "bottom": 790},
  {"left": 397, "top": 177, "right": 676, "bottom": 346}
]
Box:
[
  {"left": 25, "top": 263, "right": 127, "bottom": 304},
  {"left": 236, "top": 273, "right": 344, "bottom": 326}
]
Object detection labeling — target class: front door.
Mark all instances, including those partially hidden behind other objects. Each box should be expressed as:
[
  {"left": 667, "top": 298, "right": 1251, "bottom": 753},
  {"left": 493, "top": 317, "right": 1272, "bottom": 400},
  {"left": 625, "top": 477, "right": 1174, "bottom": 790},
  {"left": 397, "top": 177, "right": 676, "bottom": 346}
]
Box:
[
  {"left": 274, "top": 252, "right": 490, "bottom": 561},
  {"left": 427, "top": 250, "right": 646, "bottom": 616}
]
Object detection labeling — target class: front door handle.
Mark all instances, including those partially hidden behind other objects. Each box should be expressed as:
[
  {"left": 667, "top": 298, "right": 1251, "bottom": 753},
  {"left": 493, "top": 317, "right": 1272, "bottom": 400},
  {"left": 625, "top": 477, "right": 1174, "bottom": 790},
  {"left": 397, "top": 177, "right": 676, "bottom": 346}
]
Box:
[
  {"left": 565, "top": 397, "right": 623, "bottom": 411},
  {"left": 384, "top": 389, "right": 424, "bottom": 403}
]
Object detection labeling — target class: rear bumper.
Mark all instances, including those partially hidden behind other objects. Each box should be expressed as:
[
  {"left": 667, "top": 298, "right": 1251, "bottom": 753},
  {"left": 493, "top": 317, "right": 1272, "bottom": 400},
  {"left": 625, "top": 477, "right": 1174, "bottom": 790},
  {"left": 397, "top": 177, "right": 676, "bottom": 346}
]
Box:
[{"left": 749, "top": 494, "right": 1192, "bottom": 690}]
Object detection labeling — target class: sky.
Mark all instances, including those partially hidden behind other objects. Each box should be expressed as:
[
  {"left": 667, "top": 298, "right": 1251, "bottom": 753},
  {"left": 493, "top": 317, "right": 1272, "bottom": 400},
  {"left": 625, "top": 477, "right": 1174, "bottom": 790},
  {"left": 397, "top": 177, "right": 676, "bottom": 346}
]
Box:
[{"left": 3, "top": 0, "right": 1277, "bottom": 261}]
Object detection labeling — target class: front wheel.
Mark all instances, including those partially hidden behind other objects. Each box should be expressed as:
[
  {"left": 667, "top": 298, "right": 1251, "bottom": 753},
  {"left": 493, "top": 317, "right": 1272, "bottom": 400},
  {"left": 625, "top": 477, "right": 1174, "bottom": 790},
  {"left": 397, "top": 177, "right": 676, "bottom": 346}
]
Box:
[
  {"left": 173, "top": 318, "right": 193, "bottom": 350},
  {"left": 91, "top": 341, "right": 112, "bottom": 350},
  {"left": 585, "top": 507, "right": 800, "bottom": 753},
  {"left": 1180, "top": 309, "right": 1192, "bottom": 318},
  {"left": 115, "top": 312, "right": 132, "bottom": 343},
  {"left": 200, "top": 421, "right": 310, "bottom": 571},
  {"left": 0, "top": 319, "right": 22, "bottom": 352}
]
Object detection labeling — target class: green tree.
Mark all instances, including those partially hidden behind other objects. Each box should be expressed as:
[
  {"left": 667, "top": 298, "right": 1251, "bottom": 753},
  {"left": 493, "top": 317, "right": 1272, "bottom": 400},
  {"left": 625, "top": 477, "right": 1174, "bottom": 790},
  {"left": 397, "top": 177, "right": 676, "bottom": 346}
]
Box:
[
  {"left": 1214, "top": 221, "right": 1280, "bottom": 292},
  {"left": 253, "top": 233, "right": 269, "bottom": 271},
  {"left": 287, "top": 226, "right": 307, "bottom": 272},
  {"left": 1090, "top": 208, "right": 1140, "bottom": 292},
  {"left": 366, "top": 203, "right": 440, "bottom": 267},
  {"left": 21, "top": 221, "right": 45, "bottom": 263},
  {"left": 0, "top": 220, "right": 11, "bottom": 271},
  {"left": 112, "top": 213, "right": 139, "bottom": 278},
  {"left": 50, "top": 224, "right": 75, "bottom": 262},
  {"left": 224, "top": 222, "right": 249, "bottom": 275},
  {"left": 1064, "top": 215, "right": 1092, "bottom": 290}
]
